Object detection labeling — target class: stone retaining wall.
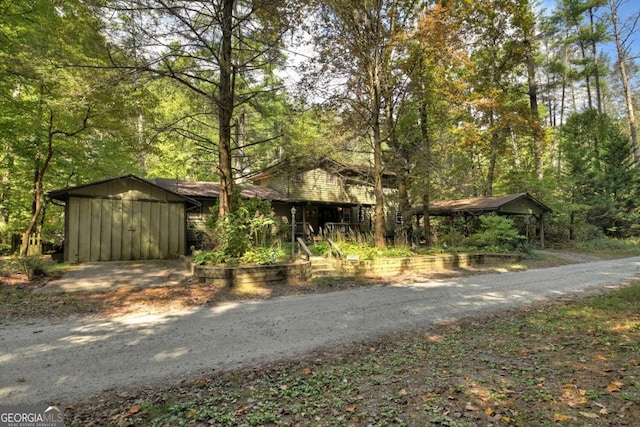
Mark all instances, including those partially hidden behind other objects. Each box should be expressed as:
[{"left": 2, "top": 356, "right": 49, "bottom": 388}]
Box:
[
  {"left": 190, "top": 254, "right": 522, "bottom": 286},
  {"left": 192, "top": 261, "right": 312, "bottom": 287},
  {"left": 337, "top": 253, "right": 522, "bottom": 278}
]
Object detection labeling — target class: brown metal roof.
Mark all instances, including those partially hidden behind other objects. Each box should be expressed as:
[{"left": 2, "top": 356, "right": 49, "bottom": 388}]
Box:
[
  {"left": 409, "top": 193, "right": 552, "bottom": 217},
  {"left": 153, "top": 178, "right": 289, "bottom": 202},
  {"left": 48, "top": 174, "right": 200, "bottom": 207}
]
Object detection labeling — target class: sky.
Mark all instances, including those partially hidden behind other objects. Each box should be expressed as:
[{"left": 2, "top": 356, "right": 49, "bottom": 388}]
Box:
[{"left": 539, "top": 0, "right": 640, "bottom": 60}]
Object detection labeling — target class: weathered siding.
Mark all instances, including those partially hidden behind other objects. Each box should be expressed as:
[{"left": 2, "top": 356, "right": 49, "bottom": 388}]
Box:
[{"left": 65, "top": 197, "right": 186, "bottom": 263}]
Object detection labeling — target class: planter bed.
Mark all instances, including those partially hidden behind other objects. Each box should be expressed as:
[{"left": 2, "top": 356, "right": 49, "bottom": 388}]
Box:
[
  {"left": 191, "top": 261, "right": 312, "bottom": 287},
  {"left": 336, "top": 253, "right": 523, "bottom": 278}
]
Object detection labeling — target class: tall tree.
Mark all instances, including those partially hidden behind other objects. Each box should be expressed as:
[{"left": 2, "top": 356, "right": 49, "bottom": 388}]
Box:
[
  {"left": 0, "top": 0, "right": 141, "bottom": 255},
  {"left": 103, "top": 0, "right": 299, "bottom": 219},
  {"left": 608, "top": 0, "right": 640, "bottom": 164},
  {"left": 311, "top": 0, "right": 415, "bottom": 247}
]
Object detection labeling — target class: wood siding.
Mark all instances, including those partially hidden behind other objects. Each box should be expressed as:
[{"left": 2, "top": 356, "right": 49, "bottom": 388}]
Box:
[
  {"left": 257, "top": 168, "right": 389, "bottom": 206},
  {"left": 65, "top": 197, "right": 185, "bottom": 263}
]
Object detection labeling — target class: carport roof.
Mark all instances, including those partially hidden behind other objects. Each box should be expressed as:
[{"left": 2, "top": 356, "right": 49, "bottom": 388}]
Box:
[{"left": 409, "top": 193, "right": 552, "bottom": 217}]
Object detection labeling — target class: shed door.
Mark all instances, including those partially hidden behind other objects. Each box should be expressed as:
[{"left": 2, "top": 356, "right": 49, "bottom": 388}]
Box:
[{"left": 66, "top": 197, "right": 185, "bottom": 262}]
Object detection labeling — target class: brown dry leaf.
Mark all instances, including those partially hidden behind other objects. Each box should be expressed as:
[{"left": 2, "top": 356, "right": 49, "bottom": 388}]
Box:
[
  {"left": 301, "top": 367, "right": 312, "bottom": 375},
  {"left": 579, "top": 411, "right": 599, "bottom": 419},
  {"left": 398, "top": 388, "right": 407, "bottom": 396},
  {"left": 279, "top": 384, "right": 288, "bottom": 391},
  {"left": 128, "top": 404, "right": 141, "bottom": 414},
  {"left": 345, "top": 406, "right": 356, "bottom": 413},
  {"left": 465, "top": 404, "right": 479, "bottom": 411},
  {"left": 607, "top": 381, "right": 624, "bottom": 392},
  {"left": 629, "top": 360, "right": 639, "bottom": 366},
  {"left": 501, "top": 416, "right": 511, "bottom": 422},
  {"left": 485, "top": 407, "right": 494, "bottom": 416},
  {"left": 597, "top": 355, "right": 608, "bottom": 361},
  {"left": 554, "top": 413, "right": 573, "bottom": 421}
]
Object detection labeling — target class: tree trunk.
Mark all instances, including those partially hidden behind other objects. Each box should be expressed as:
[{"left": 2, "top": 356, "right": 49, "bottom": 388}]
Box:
[
  {"left": 20, "top": 116, "right": 54, "bottom": 256},
  {"left": 217, "top": 0, "right": 235, "bottom": 219},
  {"left": 372, "top": 71, "right": 386, "bottom": 248},
  {"left": 419, "top": 93, "right": 432, "bottom": 246},
  {"left": 609, "top": 0, "right": 640, "bottom": 165},
  {"left": 524, "top": 39, "right": 544, "bottom": 180},
  {"left": 486, "top": 110, "right": 498, "bottom": 197},
  {"left": 589, "top": 7, "right": 603, "bottom": 114}
]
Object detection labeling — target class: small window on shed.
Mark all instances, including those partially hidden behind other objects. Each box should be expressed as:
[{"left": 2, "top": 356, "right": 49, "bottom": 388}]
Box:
[{"left": 326, "top": 173, "right": 337, "bottom": 186}]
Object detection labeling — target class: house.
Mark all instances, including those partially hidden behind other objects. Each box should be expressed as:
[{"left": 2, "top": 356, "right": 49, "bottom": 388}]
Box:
[
  {"left": 49, "top": 160, "right": 401, "bottom": 262},
  {"left": 248, "top": 158, "right": 399, "bottom": 238}
]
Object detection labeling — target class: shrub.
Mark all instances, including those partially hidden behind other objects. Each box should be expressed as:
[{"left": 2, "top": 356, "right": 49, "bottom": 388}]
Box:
[
  {"left": 470, "top": 215, "right": 524, "bottom": 251},
  {"left": 205, "top": 198, "right": 277, "bottom": 261},
  {"left": 7, "top": 256, "right": 51, "bottom": 279},
  {"left": 241, "top": 247, "right": 287, "bottom": 265}
]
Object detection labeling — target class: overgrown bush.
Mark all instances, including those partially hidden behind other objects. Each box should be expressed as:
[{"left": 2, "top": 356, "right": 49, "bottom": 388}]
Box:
[
  {"left": 241, "top": 247, "right": 287, "bottom": 265},
  {"left": 201, "top": 198, "right": 277, "bottom": 264},
  {"left": 470, "top": 215, "right": 524, "bottom": 251},
  {"left": 5, "top": 256, "right": 51, "bottom": 279}
]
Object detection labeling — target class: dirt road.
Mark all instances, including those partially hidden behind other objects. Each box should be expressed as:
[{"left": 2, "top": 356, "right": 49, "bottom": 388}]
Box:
[{"left": 1, "top": 257, "right": 639, "bottom": 405}]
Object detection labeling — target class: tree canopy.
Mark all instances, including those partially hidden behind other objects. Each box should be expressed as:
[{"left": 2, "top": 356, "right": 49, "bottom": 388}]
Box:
[{"left": 1, "top": 0, "right": 640, "bottom": 252}]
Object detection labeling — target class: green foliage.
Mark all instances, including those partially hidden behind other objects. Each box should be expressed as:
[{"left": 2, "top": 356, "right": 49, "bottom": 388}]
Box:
[
  {"left": 199, "top": 198, "right": 277, "bottom": 265},
  {"left": 328, "top": 242, "right": 414, "bottom": 260},
  {"left": 4, "top": 256, "right": 52, "bottom": 279},
  {"left": 573, "top": 237, "right": 640, "bottom": 255},
  {"left": 470, "top": 215, "right": 524, "bottom": 251},
  {"left": 241, "top": 247, "right": 287, "bottom": 266},
  {"left": 560, "top": 111, "right": 640, "bottom": 238}
]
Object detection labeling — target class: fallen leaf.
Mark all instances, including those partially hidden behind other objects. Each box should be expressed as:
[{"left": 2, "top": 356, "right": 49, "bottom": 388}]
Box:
[
  {"left": 186, "top": 408, "right": 197, "bottom": 417},
  {"left": 465, "top": 403, "right": 479, "bottom": 411},
  {"left": 579, "top": 411, "right": 599, "bottom": 419},
  {"left": 280, "top": 384, "right": 288, "bottom": 391},
  {"left": 398, "top": 388, "right": 407, "bottom": 396},
  {"left": 302, "top": 368, "right": 312, "bottom": 375},
  {"left": 554, "top": 413, "right": 573, "bottom": 421},
  {"left": 345, "top": 406, "right": 356, "bottom": 413},
  {"left": 607, "top": 381, "right": 624, "bottom": 392},
  {"left": 485, "top": 407, "right": 494, "bottom": 416},
  {"left": 597, "top": 355, "right": 607, "bottom": 361},
  {"left": 128, "top": 405, "right": 140, "bottom": 414}
]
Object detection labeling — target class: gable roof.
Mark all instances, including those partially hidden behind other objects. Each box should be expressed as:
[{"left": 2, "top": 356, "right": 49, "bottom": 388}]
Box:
[
  {"left": 409, "top": 193, "right": 552, "bottom": 217},
  {"left": 49, "top": 174, "right": 200, "bottom": 207},
  {"left": 248, "top": 157, "right": 396, "bottom": 183},
  {"left": 153, "top": 178, "right": 289, "bottom": 202}
]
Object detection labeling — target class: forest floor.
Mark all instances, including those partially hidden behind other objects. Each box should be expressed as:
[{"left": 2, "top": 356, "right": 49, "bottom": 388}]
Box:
[{"left": 1, "top": 250, "right": 639, "bottom": 426}]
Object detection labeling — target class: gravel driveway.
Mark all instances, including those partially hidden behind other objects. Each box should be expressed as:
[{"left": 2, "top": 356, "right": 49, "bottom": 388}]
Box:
[{"left": 1, "top": 256, "right": 639, "bottom": 405}]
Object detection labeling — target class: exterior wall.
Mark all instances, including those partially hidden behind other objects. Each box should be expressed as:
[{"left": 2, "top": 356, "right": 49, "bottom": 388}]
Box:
[
  {"left": 501, "top": 199, "right": 545, "bottom": 216},
  {"left": 258, "top": 168, "right": 380, "bottom": 205},
  {"left": 65, "top": 197, "right": 186, "bottom": 263},
  {"left": 61, "top": 177, "right": 189, "bottom": 263}
]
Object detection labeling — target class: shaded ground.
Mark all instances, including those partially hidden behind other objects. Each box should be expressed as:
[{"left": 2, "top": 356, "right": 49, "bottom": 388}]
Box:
[
  {"left": 3, "top": 251, "right": 639, "bottom": 426},
  {"left": 65, "top": 284, "right": 640, "bottom": 426},
  {"left": 0, "top": 254, "right": 568, "bottom": 324}
]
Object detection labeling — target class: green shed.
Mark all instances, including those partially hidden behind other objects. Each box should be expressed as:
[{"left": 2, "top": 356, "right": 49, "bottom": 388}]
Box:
[{"left": 49, "top": 175, "right": 199, "bottom": 263}]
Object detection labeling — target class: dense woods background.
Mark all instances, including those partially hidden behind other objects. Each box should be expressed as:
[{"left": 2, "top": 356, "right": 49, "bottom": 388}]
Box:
[{"left": 1, "top": 0, "right": 639, "bottom": 253}]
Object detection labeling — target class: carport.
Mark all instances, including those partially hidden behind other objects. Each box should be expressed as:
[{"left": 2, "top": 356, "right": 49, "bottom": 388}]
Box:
[
  {"left": 409, "top": 193, "right": 552, "bottom": 248},
  {"left": 49, "top": 175, "right": 199, "bottom": 263}
]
